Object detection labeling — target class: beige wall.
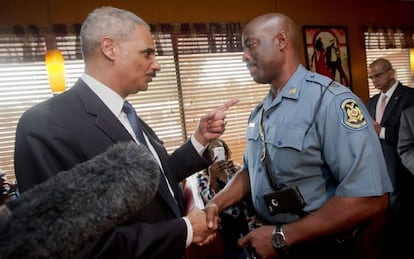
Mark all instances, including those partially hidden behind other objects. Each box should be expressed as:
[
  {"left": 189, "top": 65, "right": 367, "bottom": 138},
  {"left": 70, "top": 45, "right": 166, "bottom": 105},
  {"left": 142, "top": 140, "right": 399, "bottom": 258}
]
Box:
[{"left": 0, "top": 0, "right": 413, "bottom": 101}]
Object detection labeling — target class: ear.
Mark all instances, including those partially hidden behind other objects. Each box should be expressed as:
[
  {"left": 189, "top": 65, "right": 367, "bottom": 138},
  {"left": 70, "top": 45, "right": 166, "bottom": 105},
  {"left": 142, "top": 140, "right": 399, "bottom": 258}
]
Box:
[
  {"left": 101, "top": 37, "right": 116, "bottom": 61},
  {"left": 274, "top": 31, "right": 288, "bottom": 50}
]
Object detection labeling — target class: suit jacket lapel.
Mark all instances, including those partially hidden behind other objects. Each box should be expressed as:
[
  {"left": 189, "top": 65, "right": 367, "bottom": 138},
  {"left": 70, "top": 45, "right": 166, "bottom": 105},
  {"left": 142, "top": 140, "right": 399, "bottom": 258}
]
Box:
[
  {"left": 136, "top": 114, "right": 183, "bottom": 216},
  {"left": 368, "top": 94, "right": 379, "bottom": 119},
  {"left": 73, "top": 80, "right": 133, "bottom": 142},
  {"left": 382, "top": 84, "right": 402, "bottom": 122},
  {"left": 74, "top": 80, "right": 182, "bottom": 217}
]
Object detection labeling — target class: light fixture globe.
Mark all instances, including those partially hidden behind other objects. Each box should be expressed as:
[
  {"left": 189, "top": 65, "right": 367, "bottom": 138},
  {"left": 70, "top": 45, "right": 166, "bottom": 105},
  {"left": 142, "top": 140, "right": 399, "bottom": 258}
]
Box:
[{"left": 45, "top": 49, "right": 66, "bottom": 95}]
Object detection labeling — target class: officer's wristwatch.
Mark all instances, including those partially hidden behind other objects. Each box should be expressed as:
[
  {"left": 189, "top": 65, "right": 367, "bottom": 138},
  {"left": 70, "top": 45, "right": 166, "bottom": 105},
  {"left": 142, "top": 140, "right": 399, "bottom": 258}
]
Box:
[{"left": 271, "top": 225, "right": 288, "bottom": 256}]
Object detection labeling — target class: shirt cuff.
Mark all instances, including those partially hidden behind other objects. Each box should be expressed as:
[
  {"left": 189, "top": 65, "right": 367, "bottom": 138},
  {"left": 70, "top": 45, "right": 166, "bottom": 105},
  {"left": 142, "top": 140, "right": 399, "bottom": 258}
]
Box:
[
  {"left": 191, "top": 134, "right": 209, "bottom": 156},
  {"left": 183, "top": 216, "right": 193, "bottom": 247},
  {"left": 379, "top": 127, "right": 385, "bottom": 139}
]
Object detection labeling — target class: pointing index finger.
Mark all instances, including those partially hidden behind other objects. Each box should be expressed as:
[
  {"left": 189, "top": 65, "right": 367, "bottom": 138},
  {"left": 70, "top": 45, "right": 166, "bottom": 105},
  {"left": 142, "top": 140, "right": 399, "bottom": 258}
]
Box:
[{"left": 216, "top": 98, "right": 240, "bottom": 112}]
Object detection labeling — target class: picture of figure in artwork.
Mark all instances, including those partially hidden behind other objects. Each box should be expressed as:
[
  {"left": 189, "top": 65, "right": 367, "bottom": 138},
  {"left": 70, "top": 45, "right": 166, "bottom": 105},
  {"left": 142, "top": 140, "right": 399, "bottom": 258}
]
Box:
[{"left": 305, "top": 27, "right": 351, "bottom": 88}]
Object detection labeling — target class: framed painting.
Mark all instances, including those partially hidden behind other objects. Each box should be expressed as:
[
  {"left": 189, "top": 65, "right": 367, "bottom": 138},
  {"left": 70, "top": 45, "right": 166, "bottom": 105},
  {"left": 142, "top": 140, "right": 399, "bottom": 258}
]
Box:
[{"left": 302, "top": 26, "right": 352, "bottom": 89}]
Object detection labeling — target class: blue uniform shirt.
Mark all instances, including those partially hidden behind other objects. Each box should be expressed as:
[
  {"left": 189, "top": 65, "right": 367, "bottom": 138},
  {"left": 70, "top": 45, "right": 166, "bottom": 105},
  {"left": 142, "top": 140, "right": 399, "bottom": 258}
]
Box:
[{"left": 244, "top": 65, "right": 393, "bottom": 224}]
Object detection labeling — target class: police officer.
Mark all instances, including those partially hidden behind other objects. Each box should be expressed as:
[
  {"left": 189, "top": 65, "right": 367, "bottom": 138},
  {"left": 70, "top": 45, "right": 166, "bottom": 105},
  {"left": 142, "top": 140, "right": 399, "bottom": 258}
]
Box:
[{"left": 203, "top": 13, "right": 392, "bottom": 259}]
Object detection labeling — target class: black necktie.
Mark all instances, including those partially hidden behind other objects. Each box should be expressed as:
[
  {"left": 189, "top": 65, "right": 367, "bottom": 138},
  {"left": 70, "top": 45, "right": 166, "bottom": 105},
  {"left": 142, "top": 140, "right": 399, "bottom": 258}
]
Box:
[{"left": 123, "top": 101, "right": 148, "bottom": 147}]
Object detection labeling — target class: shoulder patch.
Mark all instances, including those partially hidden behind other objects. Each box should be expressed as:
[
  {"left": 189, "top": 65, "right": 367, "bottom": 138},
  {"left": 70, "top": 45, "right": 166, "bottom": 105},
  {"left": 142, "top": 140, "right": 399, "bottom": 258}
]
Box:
[{"left": 340, "top": 99, "right": 367, "bottom": 130}]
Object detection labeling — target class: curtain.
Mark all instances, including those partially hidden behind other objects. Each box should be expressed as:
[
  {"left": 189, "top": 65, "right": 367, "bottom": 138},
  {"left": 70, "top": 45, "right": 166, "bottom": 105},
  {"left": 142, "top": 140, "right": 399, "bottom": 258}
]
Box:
[
  {"left": 0, "top": 24, "right": 82, "bottom": 63},
  {"left": 364, "top": 25, "right": 414, "bottom": 49},
  {"left": 0, "top": 22, "right": 243, "bottom": 63}
]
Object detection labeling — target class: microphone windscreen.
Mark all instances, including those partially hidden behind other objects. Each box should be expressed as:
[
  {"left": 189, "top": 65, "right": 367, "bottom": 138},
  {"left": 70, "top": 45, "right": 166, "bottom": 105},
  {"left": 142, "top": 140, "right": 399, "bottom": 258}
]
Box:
[{"left": 0, "top": 141, "right": 159, "bottom": 259}]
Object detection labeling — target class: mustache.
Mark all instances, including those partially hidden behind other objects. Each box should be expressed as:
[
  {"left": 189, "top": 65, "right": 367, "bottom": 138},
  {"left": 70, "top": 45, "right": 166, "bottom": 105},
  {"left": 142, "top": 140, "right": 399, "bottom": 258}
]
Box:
[
  {"left": 147, "top": 72, "right": 157, "bottom": 78},
  {"left": 245, "top": 62, "right": 256, "bottom": 69}
]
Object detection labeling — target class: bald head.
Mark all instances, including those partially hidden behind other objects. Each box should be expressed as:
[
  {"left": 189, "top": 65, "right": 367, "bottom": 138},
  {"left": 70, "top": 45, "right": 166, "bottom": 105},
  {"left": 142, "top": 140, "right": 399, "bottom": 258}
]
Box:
[
  {"left": 369, "top": 58, "right": 394, "bottom": 72},
  {"left": 241, "top": 13, "right": 301, "bottom": 88},
  {"left": 243, "top": 13, "right": 300, "bottom": 54},
  {"left": 368, "top": 58, "right": 396, "bottom": 93}
]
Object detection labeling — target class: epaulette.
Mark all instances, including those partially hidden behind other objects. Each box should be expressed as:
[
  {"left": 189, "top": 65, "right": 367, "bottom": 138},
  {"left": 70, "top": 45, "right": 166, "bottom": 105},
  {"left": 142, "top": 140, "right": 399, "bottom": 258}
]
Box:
[
  {"left": 305, "top": 72, "right": 350, "bottom": 95},
  {"left": 305, "top": 72, "right": 333, "bottom": 87}
]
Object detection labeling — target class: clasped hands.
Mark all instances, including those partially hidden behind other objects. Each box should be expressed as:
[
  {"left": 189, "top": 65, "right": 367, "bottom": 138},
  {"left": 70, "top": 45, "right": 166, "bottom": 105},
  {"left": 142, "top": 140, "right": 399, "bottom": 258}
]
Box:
[
  {"left": 186, "top": 203, "right": 220, "bottom": 246},
  {"left": 189, "top": 203, "right": 277, "bottom": 258}
]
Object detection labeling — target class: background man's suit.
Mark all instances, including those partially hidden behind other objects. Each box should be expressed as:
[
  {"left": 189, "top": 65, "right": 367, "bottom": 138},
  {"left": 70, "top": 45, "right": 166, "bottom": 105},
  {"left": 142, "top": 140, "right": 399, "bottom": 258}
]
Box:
[
  {"left": 366, "top": 81, "right": 414, "bottom": 256},
  {"left": 14, "top": 79, "right": 209, "bottom": 258},
  {"left": 398, "top": 105, "right": 414, "bottom": 175}
]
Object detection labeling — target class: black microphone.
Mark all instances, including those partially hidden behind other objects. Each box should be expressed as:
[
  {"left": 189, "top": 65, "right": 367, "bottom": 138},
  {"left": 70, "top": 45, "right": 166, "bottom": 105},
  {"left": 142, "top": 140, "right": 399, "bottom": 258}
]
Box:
[{"left": 0, "top": 141, "right": 160, "bottom": 259}]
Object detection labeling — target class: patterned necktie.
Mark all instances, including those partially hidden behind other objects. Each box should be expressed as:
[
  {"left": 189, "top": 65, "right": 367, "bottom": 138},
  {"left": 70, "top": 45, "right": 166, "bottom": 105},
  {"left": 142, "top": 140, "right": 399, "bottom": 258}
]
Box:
[
  {"left": 376, "top": 94, "right": 387, "bottom": 123},
  {"left": 123, "top": 101, "right": 180, "bottom": 211},
  {"left": 122, "top": 101, "right": 148, "bottom": 147}
]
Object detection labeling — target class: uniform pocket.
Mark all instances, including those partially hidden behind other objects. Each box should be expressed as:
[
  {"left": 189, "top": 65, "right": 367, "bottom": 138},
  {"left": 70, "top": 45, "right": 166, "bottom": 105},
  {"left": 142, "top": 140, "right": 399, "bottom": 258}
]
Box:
[{"left": 267, "top": 126, "right": 306, "bottom": 151}]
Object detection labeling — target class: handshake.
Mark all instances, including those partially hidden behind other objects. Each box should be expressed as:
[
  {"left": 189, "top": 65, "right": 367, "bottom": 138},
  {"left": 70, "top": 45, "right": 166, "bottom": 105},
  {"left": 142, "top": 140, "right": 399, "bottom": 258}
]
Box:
[
  {"left": 183, "top": 174, "right": 223, "bottom": 245},
  {"left": 186, "top": 203, "right": 220, "bottom": 245}
]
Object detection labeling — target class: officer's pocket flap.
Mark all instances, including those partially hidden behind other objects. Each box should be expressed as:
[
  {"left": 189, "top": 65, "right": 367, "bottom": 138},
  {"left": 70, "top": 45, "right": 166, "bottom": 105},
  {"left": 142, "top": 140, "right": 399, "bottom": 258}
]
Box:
[{"left": 267, "top": 127, "right": 305, "bottom": 151}]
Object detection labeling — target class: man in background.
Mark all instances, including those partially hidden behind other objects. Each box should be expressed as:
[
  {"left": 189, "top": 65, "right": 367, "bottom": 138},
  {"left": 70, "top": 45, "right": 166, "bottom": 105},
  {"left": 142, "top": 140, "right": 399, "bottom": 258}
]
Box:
[
  {"left": 398, "top": 105, "right": 414, "bottom": 174},
  {"left": 203, "top": 13, "right": 392, "bottom": 259},
  {"left": 366, "top": 58, "right": 414, "bottom": 256},
  {"left": 14, "top": 6, "right": 238, "bottom": 258}
]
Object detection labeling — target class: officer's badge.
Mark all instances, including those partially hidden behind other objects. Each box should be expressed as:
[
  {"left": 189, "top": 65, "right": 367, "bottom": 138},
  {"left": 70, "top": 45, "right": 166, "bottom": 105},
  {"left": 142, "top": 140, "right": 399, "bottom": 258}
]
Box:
[{"left": 340, "top": 99, "right": 367, "bottom": 130}]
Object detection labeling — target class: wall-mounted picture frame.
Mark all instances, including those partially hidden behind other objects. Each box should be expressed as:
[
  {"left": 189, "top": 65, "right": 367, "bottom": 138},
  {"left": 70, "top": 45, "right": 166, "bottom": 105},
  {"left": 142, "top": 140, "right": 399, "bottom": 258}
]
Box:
[{"left": 302, "top": 26, "right": 352, "bottom": 89}]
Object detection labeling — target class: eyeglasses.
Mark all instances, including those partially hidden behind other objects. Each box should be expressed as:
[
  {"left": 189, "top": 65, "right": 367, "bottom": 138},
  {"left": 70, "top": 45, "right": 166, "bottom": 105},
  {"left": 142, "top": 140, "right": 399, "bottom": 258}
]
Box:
[{"left": 368, "top": 69, "right": 390, "bottom": 80}]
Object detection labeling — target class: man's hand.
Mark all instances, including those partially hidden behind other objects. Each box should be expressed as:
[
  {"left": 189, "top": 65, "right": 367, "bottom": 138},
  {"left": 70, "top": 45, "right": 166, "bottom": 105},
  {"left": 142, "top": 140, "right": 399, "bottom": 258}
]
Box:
[
  {"left": 204, "top": 202, "right": 220, "bottom": 231},
  {"left": 238, "top": 226, "right": 277, "bottom": 259},
  {"left": 187, "top": 207, "right": 217, "bottom": 244},
  {"left": 194, "top": 99, "right": 239, "bottom": 146},
  {"left": 371, "top": 118, "right": 381, "bottom": 135}
]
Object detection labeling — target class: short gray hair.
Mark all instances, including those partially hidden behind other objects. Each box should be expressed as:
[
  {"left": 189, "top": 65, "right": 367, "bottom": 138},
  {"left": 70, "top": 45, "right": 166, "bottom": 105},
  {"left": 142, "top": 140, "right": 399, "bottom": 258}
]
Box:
[{"left": 80, "top": 6, "right": 149, "bottom": 60}]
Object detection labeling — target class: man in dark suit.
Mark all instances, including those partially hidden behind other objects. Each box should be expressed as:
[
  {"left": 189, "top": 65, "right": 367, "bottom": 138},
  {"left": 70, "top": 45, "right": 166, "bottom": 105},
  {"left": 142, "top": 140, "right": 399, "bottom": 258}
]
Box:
[
  {"left": 14, "top": 6, "right": 238, "bottom": 259},
  {"left": 398, "top": 105, "right": 414, "bottom": 175},
  {"left": 366, "top": 58, "right": 414, "bottom": 257}
]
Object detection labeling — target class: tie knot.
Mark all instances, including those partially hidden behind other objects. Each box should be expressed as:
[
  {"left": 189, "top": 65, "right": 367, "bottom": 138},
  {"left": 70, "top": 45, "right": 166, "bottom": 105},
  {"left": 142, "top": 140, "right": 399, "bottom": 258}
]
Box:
[{"left": 123, "top": 101, "right": 135, "bottom": 114}]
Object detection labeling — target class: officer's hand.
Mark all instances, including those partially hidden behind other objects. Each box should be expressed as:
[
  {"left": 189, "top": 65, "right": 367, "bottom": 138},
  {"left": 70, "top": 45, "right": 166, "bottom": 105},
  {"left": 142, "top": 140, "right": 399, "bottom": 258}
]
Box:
[{"left": 238, "top": 226, "right": 277, "bottom": 259}]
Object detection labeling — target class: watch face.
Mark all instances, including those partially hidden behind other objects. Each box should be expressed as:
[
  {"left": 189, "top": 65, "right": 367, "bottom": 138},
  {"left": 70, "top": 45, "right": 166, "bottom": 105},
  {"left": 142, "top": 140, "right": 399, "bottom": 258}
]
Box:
[
  {"left": 272, "top": 226, "right": 286, "bottom": 249},
  {"left": 273, "top": 233, "right": 285, "bottom": 248}
]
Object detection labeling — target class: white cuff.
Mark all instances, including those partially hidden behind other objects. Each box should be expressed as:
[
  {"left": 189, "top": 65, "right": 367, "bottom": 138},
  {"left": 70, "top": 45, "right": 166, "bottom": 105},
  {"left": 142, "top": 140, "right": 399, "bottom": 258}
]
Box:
[
  {"left": 191, "top": 134, "right": 209, "bottom": 156},
  {"left": 183, "top": 216, "right": 193, "bottom": 247},
  {"left": 379, "top": 127, "right": 386, "bottom": 139}
]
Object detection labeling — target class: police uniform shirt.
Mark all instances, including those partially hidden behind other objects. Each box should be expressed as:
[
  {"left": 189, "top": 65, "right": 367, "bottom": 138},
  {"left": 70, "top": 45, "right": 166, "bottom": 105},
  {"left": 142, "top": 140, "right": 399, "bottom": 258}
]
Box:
[{"left": 244, "top": 65, "right": 393, "bottom": 224}]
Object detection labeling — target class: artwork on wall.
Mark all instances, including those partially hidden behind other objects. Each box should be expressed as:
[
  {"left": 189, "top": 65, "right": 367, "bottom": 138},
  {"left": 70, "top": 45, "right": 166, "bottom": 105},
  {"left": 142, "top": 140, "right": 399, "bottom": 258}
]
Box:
[{"left": 303, "top": 26, "right": 352, "bottom": 89}]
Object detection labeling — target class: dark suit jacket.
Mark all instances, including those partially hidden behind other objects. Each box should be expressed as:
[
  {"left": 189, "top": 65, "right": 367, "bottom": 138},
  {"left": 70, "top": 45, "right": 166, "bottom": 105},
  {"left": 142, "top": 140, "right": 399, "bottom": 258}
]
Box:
[
  {"left": 398, "top": 106, "right": 414, "bottom": 175},
  {"left": 366, "top": 82, "right": 414, "bottom": 212},
  {"left": 14, "top": 79, "right": 209, "bottom": 258}
]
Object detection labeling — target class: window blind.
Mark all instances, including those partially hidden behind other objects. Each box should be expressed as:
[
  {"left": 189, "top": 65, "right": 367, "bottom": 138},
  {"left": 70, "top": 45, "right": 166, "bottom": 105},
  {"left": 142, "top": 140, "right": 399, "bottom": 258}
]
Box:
[
  {"left": 0, "top": 22, "right": 267, "bottom": 185},
  {"left": 178, "top": 52, "right": 267, "bottom": 162},
  {"left": 364, "top": 29, "right": 414, "bottom": 98}
]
